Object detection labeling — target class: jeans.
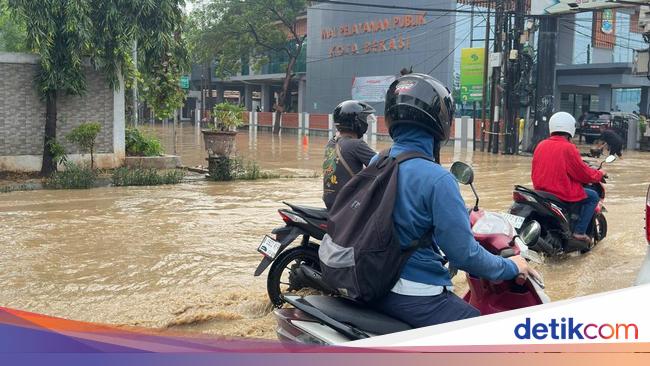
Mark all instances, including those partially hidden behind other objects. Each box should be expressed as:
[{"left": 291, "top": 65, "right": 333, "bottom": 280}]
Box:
[
  {"left": 372, "top": 290, "right": 480, "bottom": 328},
  {"left": 574, "top": 188, "right": 600, "bottom": 235}
]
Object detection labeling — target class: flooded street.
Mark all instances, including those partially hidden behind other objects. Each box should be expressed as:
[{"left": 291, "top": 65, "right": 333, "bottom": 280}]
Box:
[{"left": 1, "top": 124, "right": 649, "bottom": 339}]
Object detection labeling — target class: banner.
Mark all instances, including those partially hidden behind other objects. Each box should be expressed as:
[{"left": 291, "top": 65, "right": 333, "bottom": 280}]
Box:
[
  {"left": 351, "top": 75, "right": 396, "bottom": 103},
  {"left": 460, "top": 48, "right": 485, "bottom": 103}
]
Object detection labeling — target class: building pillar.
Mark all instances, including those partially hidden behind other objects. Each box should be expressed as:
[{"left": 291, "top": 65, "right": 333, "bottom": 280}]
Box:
[
  {"left": 598, "top": 84, "right": 612, "bottom": 111},
  {"left": 215, "top": 85, "right": 225, "bottom": 105},
  {"left": 244, "top": 84, "right": 253, "bottom": 111},
  {"left": 261, "top": 84, "right": 272, "bottom": 112},
  {"left": 640, "top": 87, "right": 650, "bottom": 115},
  {"left": 298, "top": 77, "right": 307, "bottom": 113}
]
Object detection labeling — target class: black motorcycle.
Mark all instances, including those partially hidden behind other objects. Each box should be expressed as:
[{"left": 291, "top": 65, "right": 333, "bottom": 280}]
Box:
[
  {"left": 507, "top": 155, "right": 616, "bottom": 256},
  {"left": 254, "top": 203, "right": 331, "bottom": 306}
]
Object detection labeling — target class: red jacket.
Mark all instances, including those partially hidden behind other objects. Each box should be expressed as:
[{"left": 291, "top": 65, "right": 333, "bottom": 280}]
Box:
[{"left": 532, "top": 135, "right": 604, "bottom": 202}]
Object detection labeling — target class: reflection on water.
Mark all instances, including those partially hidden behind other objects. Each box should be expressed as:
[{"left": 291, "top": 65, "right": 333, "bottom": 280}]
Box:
[{"left": 0, "top": 123, "right": 648, "bottom": 338}]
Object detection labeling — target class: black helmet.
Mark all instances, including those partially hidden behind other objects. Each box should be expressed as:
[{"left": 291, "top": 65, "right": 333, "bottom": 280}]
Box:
[
  {"left": 333, "top": 100, "right": 376, "bottom": 138},
  {"left": 384, "top": 73, "right": 455, "bottom": 141}
]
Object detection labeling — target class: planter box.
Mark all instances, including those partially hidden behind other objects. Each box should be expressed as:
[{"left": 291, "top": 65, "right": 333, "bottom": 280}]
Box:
[
  {"left": 202, "top": 130, "right": 238, "bottom": 157},
  {"left": 125, "top": 155, "right": 181, "bottom": 170}
]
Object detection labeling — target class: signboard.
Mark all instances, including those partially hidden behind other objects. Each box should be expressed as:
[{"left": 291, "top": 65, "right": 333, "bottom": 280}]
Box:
[
  {"left": 223, "top": 90, "right": 241, "bottom": 99},
  {"left": 460, "top": 48, "right": 485, "bottom": 103},
  {"left": 531, "top": 0, "right": 646, "bottom": 15},
  {"left": 351, "top": 75, "right": 396, "bottom": 103},
  {"left": 180, "top": 76, "right": 190, "bottom": 89}
]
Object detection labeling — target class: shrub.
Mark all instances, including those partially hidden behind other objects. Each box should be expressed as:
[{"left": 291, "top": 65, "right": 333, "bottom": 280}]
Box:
[
  {"left": 112, "top": 167, "right": 185, "bottom": 187},
  {"left": 67, "top": 122, "right": 102, "bottom": 169},
  {"left": 211, "top": 102, "right": 245, "bottom": 131},
  {"left": 125, "top": 127, "right": 164, "bottom": 157},
  {"left": 45, "top": 163, "right": 97, "bottom": 189},
  {"left": 208, "top": 157, "right": 279, "bottom": 181},
  {"left": 47, "top": 139, "right": 68, "bottom": 169}
]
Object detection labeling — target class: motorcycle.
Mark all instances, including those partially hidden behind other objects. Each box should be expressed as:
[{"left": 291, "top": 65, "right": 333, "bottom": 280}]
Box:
[
  {"left": 273, "top": 162, "right": 548, "bottom": 345},
  {"left": 507, "top": 155, "right": 617, "bottom": 256},
  {"left": 254, "top": 202, "right": 330, "bottom": 307},
  {"left": 634, "top": 185, "right": 650, "bottom": 286}
]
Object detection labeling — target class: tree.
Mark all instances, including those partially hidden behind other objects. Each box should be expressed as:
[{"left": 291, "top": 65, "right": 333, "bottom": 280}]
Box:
[
  {"left": 7, "top": 0, "right": 188, "bottom": 176},
  {"left": 189, "top": 0, "right": 307, "bottom": 134},
  {"left": 67, "top": 122, "right": 101, "bottom": 169}
]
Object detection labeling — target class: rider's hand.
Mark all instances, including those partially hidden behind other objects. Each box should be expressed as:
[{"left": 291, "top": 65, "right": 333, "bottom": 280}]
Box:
[{"left": 509, "top": 255, "right": 541, "bottom": 282}]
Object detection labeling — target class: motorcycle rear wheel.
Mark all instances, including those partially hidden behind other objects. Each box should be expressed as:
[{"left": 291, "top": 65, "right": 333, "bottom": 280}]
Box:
[{"left": 266, "top": 245, "right": 320, "bottom": 307}]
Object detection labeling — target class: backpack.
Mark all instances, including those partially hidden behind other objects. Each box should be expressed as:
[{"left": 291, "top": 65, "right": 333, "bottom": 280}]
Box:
[{"left": 318, "top": 150, "right": 433, "bottom": 303}]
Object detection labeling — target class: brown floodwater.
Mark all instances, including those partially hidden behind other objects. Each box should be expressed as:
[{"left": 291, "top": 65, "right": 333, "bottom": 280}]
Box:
[{"left": 0, "top": 124, "right": 648, "bottom": 339}]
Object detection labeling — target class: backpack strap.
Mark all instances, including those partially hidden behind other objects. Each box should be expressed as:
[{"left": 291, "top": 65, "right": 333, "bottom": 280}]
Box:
[
  {"left": 395, "top": 151, "right": 434, "bottom": 164},
  {"left": 335, "top": 142, "right": 356, "bottom": 177}
]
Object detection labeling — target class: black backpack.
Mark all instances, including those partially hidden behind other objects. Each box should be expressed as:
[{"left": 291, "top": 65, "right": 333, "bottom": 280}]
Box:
[{"left": 319, "top": 150, "right": 433, "bottom": 303}]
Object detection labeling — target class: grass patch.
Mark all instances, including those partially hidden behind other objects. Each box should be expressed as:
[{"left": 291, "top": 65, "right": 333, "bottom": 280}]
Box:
[
  {"left": 112, "top": 167, "right": 185, "bottom": 187},
  {"left": 45, "top": 163, "right": 97, "bottom": 189}
]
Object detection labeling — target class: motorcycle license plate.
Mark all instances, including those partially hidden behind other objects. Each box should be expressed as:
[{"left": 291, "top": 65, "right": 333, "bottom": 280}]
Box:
[
  {"left": 258, "top": 235, "right": 282, "bottom": 259},
  {"left": 503, "top": 213, "right": 525, "bottom": 229}
]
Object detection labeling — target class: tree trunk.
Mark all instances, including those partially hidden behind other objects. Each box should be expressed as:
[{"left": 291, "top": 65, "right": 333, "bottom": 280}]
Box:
[
  {"left": 41, "top": 91, "right": 58, "bottom": 176},
  {"left": 273, "top": 54, "right": 298, "bottom": 135}
]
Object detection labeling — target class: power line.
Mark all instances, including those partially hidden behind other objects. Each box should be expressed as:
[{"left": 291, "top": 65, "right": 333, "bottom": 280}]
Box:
[{"left": 427, "top": 18, "right": 486, "bottom": 74}]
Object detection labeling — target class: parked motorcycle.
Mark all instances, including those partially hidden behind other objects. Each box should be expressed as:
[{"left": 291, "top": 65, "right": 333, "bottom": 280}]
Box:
[
  {"left": 634, "top": 185, "right": 650, "bottom": 286},
  {"left": 507, "top": 155, "right": 617, "bottom": 256},
  {"left": 273, "top": 162, "right": 548, "bottom": 345},
  {"left": 254, "top": 202, "right": 330, "bottom": 307}
]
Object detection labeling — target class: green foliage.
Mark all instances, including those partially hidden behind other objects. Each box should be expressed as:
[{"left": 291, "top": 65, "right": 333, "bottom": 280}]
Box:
[
  {"left": 125, "top": 127, "right": 164, "bottom": 157},
  {"left": 6, "top": 0, "right": 188, "bottom": 173},
  {"left": 66, "top": 122, "right": 102, "bottom": 169},
  {"left": 211, "top": 102, "right": 245, "bottom": 131},
  {"left": 0, "top": 0, "right": 27, "bottom": 52},
  {"left": 112, "top": 167, "right": 185, "bottom": 186},
  {"left": 208, "top": 157, "right": 279, "bottom": 181},
  {"left": 45, "top": 163, "right": 97, "bottom": 190},
  {"left": 188, "top": 0, "right": 307, "bottom": 113},
  {"left": 47, "top": 139, "right": 68, "bottom": 169},
  {"left": 639, "top": 116, "right": 647, "bottom": 136}
]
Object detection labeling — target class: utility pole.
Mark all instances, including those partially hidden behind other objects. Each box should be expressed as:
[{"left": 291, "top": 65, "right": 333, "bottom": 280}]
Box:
[
  {"left": 132, "top": 40, "right": 138, "bottom": 127},
  {"left": 529, "top": 16, "right": 559, "bottom": 152},
  {"left": 504, "top": 0, "right": 526, "bottom": 155},
  {"left": 480, "top": 0, "right": 492, "bottom": 153},
  {"left": 489, "top": 1, "right": 505, "bottom": 154}
]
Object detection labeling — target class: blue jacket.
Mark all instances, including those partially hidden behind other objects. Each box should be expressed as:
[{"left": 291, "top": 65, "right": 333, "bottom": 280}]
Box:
[{"left": 379, "top": 125, "right": 519, "bottom": 287}]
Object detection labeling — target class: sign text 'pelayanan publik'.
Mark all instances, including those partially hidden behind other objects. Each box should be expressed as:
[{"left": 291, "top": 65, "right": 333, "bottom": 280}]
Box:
[{"left": 321, "top": 12, "right": 427, "bottom": 58}]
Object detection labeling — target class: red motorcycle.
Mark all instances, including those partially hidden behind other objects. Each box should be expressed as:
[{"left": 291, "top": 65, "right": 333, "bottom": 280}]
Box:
[{"left": 273, "top": 162, "right": 547, "bottom": 345}]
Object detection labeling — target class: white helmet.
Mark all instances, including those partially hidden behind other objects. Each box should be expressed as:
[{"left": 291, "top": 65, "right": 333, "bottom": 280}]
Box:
[{"left": 548, "top": 112, "right": 576, "bottom": 138}]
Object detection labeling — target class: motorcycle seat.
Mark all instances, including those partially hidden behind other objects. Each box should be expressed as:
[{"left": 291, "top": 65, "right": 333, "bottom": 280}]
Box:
[
  {"left": 284, "top": 203, "right": 329, "bottom": 221},
  {"left": 514, "top": 186, "right": 567, "bottom": 207},
  {"left": 533, "top": 190, "right": 567, "bottom": 207},
  {"left": 302, "top": 295, "right": 412, "bottom": 336}
]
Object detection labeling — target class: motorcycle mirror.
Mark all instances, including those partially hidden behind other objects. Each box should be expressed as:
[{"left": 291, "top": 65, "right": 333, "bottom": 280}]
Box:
[
  {"left": 605, "top": 155, "right": 617, "bottom": 164},
  {"left": 520, "top": 221, "right": 542, "bottom": 247},
  {"left": 450, "top": 161, "right": 474, "bottom": 185}
]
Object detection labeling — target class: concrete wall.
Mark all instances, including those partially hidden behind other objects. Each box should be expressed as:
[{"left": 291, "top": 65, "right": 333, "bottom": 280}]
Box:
[
  {"left": 306, "top": 0, "right": 456, "bottom": 115},
  {"left": 0, "top": 52, "right": 125, "bottom": 172}
]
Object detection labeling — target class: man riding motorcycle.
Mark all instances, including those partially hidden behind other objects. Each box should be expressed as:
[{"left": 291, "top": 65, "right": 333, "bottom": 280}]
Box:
[
  {"left": 370, "top": 73, "right": 537, "bottom": 328},
  {"left": 531, "top": 112, "right": 605, "bottom": 243},
  {"left": 323, "top": 100, "right": 377, "bottom": 210}
]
